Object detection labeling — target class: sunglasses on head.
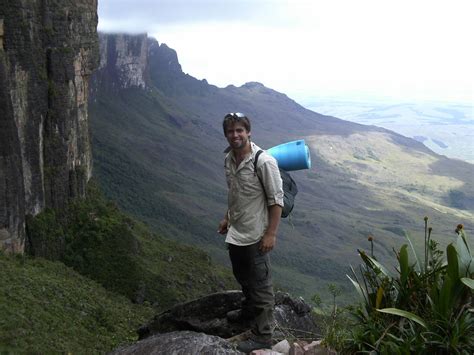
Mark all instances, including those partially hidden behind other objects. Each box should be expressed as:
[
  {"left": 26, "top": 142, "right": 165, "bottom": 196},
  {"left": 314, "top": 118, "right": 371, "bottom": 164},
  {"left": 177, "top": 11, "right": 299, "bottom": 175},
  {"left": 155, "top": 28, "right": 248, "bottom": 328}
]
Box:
[{"left": 225, "top": 112, "right": 246, "bottom": 119}]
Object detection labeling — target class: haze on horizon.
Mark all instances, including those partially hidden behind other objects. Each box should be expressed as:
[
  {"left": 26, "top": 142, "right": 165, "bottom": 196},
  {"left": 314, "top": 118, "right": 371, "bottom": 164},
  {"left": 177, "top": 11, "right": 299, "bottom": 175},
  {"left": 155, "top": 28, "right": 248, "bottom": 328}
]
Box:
[{"left": 98, "top": 0, "right": 473, "bottom": 105}]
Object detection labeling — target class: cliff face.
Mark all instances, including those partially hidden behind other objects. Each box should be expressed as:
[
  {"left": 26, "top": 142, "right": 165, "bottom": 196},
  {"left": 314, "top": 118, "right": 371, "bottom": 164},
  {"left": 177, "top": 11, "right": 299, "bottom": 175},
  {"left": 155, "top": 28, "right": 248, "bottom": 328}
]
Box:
[
  {"left": 90, "top": 33, "right": 206, "bottom": 95},
  {"left": 0, "top": 0, "right": 99, "bottom": 253},
  {"left": 91, "top": 33, "right": 149, "bottom": 92}
]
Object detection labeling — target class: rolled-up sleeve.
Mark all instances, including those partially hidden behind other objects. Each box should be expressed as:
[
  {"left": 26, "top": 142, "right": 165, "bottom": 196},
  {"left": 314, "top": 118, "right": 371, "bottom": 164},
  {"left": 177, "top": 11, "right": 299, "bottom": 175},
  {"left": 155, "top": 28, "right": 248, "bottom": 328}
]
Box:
[{"left": 259, "top": 158, "right": 284, "bottom": 207}]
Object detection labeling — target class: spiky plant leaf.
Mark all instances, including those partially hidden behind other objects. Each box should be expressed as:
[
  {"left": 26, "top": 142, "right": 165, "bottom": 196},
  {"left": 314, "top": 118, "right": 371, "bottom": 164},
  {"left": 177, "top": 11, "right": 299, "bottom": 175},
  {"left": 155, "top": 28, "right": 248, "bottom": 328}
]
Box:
[
  {"left": 359, "top": 251, "right": 392, "bottom": 278},
  {"left": 404, "top": 232, "right": 421, "bottom": 272},
  {"left": 375, "top": 286, "right": 384, "bottom": 309},
  {"left": 456, "top": 234, "right": 473, "bottom": 276},
  {"left": 461, "top": 277, "right": 474, "bottom": 289},
  {"left": 438, "top": 274, "right": 454, "bottom": 318},
  {"left": 399, "top": 244, "right": 409, "bottom": 286},
  {"left": 377, "top": 308, "right": 427, "bottom": 328},
  {"left": 347, "top": 274, "right": 367, "bottom": 303},
  {"left": 446, "top": 244, "right": 459, "bottom": 281}
]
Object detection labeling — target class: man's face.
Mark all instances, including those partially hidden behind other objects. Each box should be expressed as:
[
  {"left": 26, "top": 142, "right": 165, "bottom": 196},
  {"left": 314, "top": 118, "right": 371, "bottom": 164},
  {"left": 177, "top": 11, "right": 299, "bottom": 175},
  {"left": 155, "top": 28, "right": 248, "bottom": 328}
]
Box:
[{"left": 225, "top": 122, "right": 250, "bottom": 151}]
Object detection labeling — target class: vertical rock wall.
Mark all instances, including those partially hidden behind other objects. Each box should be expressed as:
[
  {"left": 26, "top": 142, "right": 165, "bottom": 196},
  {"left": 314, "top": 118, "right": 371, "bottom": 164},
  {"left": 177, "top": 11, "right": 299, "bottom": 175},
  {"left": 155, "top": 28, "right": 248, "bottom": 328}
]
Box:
[
  {"left": 0, "top": 0, "right": 99, "bottom": 253},
  {"left": 90, "top": 33, "right": 149, "bottom": 92}
]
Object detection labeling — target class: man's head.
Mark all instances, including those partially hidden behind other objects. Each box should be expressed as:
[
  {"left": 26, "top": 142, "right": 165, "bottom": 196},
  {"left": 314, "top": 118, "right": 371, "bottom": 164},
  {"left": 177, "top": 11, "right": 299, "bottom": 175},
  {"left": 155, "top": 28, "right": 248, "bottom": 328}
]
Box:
[
  {"left": 223, "top": 112, "right": 251, "bottom": 151},
  {"left": 222, "top": 112, "right": 251, "bottom": 136}
]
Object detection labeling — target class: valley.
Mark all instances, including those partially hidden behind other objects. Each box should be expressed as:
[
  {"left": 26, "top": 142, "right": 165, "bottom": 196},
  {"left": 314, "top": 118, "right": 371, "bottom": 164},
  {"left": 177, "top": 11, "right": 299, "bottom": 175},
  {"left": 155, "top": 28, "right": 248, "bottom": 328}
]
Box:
[
  {"left": 300, "top": 97, "right": 474, "bottom": 163},
  {"left": 88, "top": 34, "right": 474, "bottom": 303}
]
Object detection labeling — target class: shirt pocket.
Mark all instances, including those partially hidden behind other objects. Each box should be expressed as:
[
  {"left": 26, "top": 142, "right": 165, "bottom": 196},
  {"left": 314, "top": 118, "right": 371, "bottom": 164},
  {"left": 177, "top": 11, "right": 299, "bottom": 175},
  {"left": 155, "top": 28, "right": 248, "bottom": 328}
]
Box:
[{"left": 238, "top": 171, "right": 261, "bottom": 196}]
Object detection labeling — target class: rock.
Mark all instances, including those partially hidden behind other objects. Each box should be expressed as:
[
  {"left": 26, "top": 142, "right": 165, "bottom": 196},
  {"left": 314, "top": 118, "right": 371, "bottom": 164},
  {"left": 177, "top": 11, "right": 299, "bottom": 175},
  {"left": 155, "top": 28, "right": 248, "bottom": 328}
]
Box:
[
  {"left": 272, "top": 339, "right": 291, "bottom": 354},
  {"left": 110, "top": 331, "right": 242, "bottom": 355},
  {"left": 138, "top": 290, "right": 320, "bottom": 340},
  {"left": 303, "top": 340, "right": 336, "bottom": 355},
  {"left": 274, "top": 293, "right": 320, "bottom": 339},
  {"left": 138, "top": 290, "right": 243, "bottom": 339},
  {"left": 226, "top": 330, "right": 252, "bottom": 343},
  {"left": 303, "top": 340, "right": 320, "bottom": 354},
  {"left": 289, "top": 343, "right": 305, "bottom": 355},
  {"left": 275, "top": 293, "right": 311, "bottom": 315},
  {"left": 94, "top": 33, "right": 148, "bottom": 90},
  {"left": 251, "top": 350, "right": 284, "bottom": 355},
  {"left": 0, "top": 0, "right": 99, "bottom": 253}
]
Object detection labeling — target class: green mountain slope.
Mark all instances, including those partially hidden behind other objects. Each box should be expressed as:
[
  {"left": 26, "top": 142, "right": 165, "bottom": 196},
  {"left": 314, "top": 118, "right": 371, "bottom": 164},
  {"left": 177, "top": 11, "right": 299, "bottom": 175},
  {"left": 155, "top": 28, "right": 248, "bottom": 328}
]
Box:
[
  {"left": 2, "top": 181, "right": 236, "bottom": 351},
  {"left": 89, "top": 35, "right": 473, "bottom": 301},
  {"left": 26, "top": 182, "right": 235, "bottom": 308},
  {"left": 0, "top": 252, "right": 153, "bottom": 353}
]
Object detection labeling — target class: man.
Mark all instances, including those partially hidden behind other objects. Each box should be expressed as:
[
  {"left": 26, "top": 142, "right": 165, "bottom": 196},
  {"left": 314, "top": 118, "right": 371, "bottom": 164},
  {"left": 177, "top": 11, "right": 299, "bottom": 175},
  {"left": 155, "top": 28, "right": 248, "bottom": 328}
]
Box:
[{"left": 217, "top": 112, "right": 284, "bottom": 353}]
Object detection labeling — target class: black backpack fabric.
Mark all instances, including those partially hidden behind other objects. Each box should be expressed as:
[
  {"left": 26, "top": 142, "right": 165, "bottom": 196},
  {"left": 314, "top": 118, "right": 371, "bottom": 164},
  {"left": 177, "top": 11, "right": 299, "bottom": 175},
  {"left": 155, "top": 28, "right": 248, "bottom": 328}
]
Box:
[{"left": 254, "top": 150, "right": 298, "bottom": 218}]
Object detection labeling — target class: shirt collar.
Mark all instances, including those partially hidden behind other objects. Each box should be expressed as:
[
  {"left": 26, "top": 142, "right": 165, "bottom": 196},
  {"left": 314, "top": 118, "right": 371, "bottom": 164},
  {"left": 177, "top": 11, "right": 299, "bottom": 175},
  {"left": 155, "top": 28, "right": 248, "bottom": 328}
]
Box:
[{"left": 225, "top": 142, "right": 260, "bottom": 164}]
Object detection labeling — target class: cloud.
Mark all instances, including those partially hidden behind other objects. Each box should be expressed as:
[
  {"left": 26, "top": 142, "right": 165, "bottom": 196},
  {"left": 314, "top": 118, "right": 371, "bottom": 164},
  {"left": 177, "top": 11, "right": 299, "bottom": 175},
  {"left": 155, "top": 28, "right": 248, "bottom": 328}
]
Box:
[
  {"left": 98, "top": 0, "right": 291, "bottom": 32},
  {"left": 98, "top": 0, "right": 474, "bottom": 103}
]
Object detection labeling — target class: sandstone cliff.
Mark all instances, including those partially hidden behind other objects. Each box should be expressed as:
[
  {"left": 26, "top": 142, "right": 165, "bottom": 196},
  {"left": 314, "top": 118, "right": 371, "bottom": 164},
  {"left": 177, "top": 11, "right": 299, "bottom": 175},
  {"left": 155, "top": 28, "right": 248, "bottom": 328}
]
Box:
[
  {"left": 90, "top": 33, "right": 148, "bottom": 92},
  {"left": 90, "top": 33, "right": 212, "bottom": 97},
  {"left": 90, "top": 33, "right": 187, "bottom": 92},
  {"left": 0, "top": 0, "right": 99, "bottom": 253}
]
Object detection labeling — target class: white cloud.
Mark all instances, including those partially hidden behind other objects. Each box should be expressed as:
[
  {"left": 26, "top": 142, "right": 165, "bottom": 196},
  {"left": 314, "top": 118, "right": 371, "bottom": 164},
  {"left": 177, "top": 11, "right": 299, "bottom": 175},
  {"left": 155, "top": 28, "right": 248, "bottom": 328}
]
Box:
[{"left": 100, "top": 0, "right": 474, "bottom": 103}]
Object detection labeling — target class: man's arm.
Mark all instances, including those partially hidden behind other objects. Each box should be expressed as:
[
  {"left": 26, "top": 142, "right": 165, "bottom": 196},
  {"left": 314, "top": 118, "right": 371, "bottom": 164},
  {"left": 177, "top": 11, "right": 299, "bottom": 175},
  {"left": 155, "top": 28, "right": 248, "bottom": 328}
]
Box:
[
  {"left": 257, "top": 155, "right": 283, "bottom": 252},
  {"left": 259, "top": 204, "right": 282, "bottom": 252}
]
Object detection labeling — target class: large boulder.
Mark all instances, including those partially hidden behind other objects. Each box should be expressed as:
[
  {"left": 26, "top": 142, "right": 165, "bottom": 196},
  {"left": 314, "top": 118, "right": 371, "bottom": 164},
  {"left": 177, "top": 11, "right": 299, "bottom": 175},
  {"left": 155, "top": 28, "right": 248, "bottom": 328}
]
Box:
[
  {"left": 274, "top": 292, "right": 320, "bottom": 339},
  {"left": 138, "top": 290, "right": 319, "bottom": 340},
  {"left": 111, "top": 331, "right": 242, "bottom": 355}
]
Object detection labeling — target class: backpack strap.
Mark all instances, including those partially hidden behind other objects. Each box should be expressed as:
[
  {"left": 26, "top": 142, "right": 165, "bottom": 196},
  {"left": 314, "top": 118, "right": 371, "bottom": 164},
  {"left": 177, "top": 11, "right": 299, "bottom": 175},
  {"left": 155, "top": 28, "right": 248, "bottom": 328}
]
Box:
[
  {"left": 253, "top": 150, "right": 264, "bottom": 175},
  {"left": 253, "top": 150, "right": 266, "bottom": 194}
]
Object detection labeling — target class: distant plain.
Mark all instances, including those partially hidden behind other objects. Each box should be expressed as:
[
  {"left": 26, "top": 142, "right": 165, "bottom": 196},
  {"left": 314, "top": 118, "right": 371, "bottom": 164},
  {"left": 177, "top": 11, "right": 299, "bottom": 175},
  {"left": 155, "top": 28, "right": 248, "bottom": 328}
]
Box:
[{"left": 300, "top": 98, "right": 474, "bottom": 164}]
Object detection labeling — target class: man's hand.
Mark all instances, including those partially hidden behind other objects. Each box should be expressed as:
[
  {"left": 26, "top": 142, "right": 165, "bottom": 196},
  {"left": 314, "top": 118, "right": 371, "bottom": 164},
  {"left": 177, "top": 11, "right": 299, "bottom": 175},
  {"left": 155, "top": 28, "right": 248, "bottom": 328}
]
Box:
[
  {"left": 259, "top": 232, "right": 276, "bottom": 253},
  {"left": 217, "top": 219, "right": 229, "bottom": 235}
]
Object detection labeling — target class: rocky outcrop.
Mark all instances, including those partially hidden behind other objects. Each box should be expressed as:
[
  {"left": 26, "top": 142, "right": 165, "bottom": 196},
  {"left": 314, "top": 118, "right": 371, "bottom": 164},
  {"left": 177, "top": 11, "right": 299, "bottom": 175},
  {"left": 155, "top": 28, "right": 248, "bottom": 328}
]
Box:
[
  {"left": 0, "top": 0, "right": 99, "bottom": 253},
  {"left": 147, "top": 39, "right": 182, "bottom": 76},
  {"left": 138, "top": 291, "right": 320, "bottom": 341},
  {"left": 112, "top": 291, "right": 320, "bottom": 354},
  {"left": 90, "top": 33, "right": 213, "bottom": 98},
  {"left": 147, "top": 36, "right": 214, "bottom": 96},
  {"left": 91, "top": 33, "right": 148, "bottom": 92},
  {"left": 111, "top": 331, "right": 242, "bottom": 355}
]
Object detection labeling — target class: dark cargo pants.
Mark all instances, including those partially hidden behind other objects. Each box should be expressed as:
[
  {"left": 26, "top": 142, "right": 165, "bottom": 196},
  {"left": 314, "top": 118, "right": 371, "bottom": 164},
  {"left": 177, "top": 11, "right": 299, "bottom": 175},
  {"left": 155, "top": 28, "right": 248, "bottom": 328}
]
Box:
[{"left": 228, "top": 242, "right": 275, "bottom": 342}]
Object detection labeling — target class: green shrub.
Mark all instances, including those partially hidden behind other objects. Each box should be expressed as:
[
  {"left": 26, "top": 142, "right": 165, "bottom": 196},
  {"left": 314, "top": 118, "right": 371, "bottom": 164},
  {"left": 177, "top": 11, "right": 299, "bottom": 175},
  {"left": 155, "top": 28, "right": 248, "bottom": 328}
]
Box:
[
  {"left": 25, "top": 209, "right": 65, "bottom": 260},
  {"left": 311, "top": 283, "right": 349, "bottom": 351},
  {"left": 344, "top": 219, "right": 474, "bottom": 353},
  {"left": 25, "top": 181, "right": 235, "bottom": 308}
]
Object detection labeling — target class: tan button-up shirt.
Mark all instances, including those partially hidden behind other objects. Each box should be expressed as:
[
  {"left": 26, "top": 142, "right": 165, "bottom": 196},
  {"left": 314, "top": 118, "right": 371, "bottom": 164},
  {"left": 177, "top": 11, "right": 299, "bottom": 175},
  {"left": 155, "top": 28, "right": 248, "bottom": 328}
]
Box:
[{"left": 224, "top": 142, "right": 284, "bottom": 246}]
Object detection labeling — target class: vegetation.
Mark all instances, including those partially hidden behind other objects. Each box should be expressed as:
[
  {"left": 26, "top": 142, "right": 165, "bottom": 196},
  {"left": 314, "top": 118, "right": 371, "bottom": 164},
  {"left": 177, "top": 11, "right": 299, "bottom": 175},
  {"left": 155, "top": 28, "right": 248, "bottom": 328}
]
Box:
[
  {"left": 319, "top": 219, "right": 473, "bottom": 353},
  {"left": 0, "top": 252, "right": 154, "bottom": 353},
  {"left": 26, "top": 181, "right": 235, "bottom": 308},
  {"left": 311, "top": 283, "right": 348, "bottom": 350},
  {"left": 1, "top": 181, "right": 236, "bottom": 352}
]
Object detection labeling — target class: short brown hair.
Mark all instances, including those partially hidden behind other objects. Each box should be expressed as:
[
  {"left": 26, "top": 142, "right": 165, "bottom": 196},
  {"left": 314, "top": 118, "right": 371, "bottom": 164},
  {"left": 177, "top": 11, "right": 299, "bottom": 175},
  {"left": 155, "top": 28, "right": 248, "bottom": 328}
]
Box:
[{"left": 222, "top": 112, "right": 251, "bottom": 136}]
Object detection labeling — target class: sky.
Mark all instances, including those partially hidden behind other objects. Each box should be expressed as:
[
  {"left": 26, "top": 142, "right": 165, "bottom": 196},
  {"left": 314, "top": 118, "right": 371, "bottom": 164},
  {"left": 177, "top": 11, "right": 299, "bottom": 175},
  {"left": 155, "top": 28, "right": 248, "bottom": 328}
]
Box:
[{"left": 98, "top": 0, "right": 474, "bottom": 104}]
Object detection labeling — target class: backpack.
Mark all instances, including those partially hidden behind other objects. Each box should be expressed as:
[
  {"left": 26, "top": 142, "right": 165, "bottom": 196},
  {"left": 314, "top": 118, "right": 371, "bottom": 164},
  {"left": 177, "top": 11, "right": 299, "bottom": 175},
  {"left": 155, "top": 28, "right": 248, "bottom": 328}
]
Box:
[{"left": 254, "top": 150, "right": 298, "bottom": 218}]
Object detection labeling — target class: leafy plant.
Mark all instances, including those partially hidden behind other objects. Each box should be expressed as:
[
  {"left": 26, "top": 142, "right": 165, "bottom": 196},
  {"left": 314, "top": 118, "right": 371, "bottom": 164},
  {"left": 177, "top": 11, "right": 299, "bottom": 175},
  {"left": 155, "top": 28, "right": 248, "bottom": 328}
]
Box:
[
  {"left": 26, "top": 180, "right": 235, "bottom": 308},
  {"left": 311, "top": 284, "right": 350, "bottom": 351},
  {"left": 345, "top": 219, "right": 474, "bottom": 353}
]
